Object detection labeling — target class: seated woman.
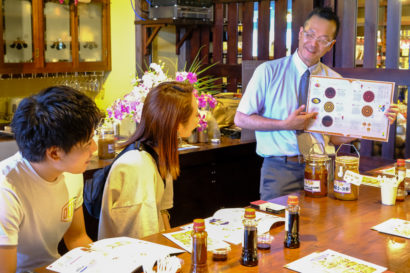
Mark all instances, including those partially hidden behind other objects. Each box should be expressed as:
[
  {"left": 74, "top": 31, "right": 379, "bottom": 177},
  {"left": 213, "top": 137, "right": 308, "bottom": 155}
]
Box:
[{"left": 98, "top": 81, "right": 198, "bottom": 239}]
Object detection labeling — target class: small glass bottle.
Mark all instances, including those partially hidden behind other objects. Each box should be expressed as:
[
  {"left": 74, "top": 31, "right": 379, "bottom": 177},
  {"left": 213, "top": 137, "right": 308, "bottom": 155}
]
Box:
[
  {"left": 284, "top": 195, "right": 300, "bottom": 249},
  {"left": 396, "top": 159, "right": 406, "bottom": 202},
  {"left": 190, "top": 219, "right": 208, "bottom": 273},
  {"left": 240, "top": 208, "right": 258, "bottom": 267}
]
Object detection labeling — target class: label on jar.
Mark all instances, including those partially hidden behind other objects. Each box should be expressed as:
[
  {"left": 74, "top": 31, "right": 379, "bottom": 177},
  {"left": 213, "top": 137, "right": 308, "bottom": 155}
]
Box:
[
  {"left": 108, "top": 143, "right": 115, "bottom": 154},
  {"left": 343, "top": 170, "right": 362, "bottom": 186},
  {"left": 304, "top": 179, "right": 321, "bottom": 192},
  {"left": 334, "top": 180, "right": 351, "bottom": 194}
]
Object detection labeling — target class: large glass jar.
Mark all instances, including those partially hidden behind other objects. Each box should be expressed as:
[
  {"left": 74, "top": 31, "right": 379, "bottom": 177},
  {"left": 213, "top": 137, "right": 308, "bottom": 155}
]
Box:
[
  {"left": 334, "top": 156, "right": 360, "bottom": 200},
  {"left": 304, "top": 154, "right": 330, "bottom": 197}
]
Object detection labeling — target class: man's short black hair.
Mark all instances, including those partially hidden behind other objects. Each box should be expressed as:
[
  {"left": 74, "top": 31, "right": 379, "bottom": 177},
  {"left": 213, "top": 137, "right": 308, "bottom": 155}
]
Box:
[
  {"left": 11, "top": 86, "right": 101, "bottom": 162},
  {"left": 304, "top": 7, "right": 340, "bottom": 39}
]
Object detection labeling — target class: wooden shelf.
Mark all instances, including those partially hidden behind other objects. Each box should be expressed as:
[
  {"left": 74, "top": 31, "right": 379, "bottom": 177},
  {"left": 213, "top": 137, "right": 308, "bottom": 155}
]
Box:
[
  {"left": 134, "top": 18, "right": 212, "bottom": 26},
  {"left": 135, "top": 18, "right": 212, "bottom": 56}
]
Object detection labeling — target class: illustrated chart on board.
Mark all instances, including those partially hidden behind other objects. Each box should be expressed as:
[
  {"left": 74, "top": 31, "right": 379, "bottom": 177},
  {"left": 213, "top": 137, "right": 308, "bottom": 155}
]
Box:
[{"left": 305, "top": 76, "right": 394, "bottom": 142}]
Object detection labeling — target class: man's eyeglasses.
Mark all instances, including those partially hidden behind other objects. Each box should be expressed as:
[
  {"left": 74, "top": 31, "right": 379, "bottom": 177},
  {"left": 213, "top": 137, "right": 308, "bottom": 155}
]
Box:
[{"left": 302, "top": 30, "right": 334, "bottom": 47}]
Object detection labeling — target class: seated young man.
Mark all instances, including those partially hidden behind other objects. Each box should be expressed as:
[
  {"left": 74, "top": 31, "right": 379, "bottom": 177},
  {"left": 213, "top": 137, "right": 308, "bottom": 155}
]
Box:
[{"left": 0, "top": 86, "right": 100, "bottom": 273}]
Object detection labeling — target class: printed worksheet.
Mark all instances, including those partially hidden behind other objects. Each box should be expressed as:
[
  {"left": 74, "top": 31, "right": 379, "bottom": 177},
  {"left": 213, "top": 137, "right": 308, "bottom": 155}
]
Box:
[
  {"left": 285, "top": 249, "right": 387, "bottom": 273},
  {"left": 372, "top": 218, "right": 410, "bottom": 239},
  {"left": 46, "top": 237, "right": 184, "bottom": 273},
  {"left": 177, "top": 208, "right": 284, "bottom": 244},
  {"left": 306, "top": 76, "right": 394, "bottom": 142},
  {"left": 162, "top": 229, "right": 230, "bottom": 253}
]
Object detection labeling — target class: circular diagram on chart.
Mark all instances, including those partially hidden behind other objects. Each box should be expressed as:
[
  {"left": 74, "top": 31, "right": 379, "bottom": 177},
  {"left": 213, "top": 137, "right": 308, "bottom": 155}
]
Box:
[
  {"left": 322, "top": 115, "right": 333, "bottom": 127},
  {"left": 361, "top": 105, "right": 373, "bottom": 117},
  {"left": 324, "top": 101, "right": 335, "bottom": 112},
  {"left": 325, "top": 87, "right": 336, "bottom": 98},
  {"left": 363, "top": 90, "right": 375, "bottom": 103}
]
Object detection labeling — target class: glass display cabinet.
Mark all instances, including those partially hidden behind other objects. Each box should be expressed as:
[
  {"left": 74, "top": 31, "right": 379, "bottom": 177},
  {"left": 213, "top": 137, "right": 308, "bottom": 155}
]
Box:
[{"left": 0, "top": 0, "right": 110, "bottom": 74}]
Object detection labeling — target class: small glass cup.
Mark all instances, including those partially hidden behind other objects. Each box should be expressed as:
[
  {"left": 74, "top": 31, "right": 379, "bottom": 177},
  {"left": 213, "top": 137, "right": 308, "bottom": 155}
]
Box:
[
  {"left": 257, "top": 233, "right": 274, "bottom": 250},
  {"left": 212, "top": 246, "right": 231, "bottom": 261}
]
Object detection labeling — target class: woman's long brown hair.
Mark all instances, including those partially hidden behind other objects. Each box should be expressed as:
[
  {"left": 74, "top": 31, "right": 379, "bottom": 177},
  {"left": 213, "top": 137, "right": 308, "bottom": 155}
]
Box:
[{"left": 121, "top": 81, "right": 194, "bottom": 180}]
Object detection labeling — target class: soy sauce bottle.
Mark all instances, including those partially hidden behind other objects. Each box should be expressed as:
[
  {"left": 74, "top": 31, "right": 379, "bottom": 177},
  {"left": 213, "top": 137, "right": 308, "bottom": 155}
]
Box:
[
  {"left": 240, "top": 208, "right": 258, "bottom": 266},
  {"left": 190, "top": 219, "right": 208, "bottom": 273},
  {"left": 284, "top": 195, "right": 300, "bottom": 249}
]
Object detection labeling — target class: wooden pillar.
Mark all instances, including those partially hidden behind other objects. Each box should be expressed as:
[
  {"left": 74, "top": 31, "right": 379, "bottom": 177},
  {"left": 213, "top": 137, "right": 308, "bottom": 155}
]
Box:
[
  {"left": 135, "top": 0, "right": 150, "bottom": 75},
  {"left": 212, "top": 3, "right": 224, "bottom": 63},
  {"left": 382, "top": 0, "right": 401, "bottom": 159},
  {"left": 291, "top": 0, "right": 314, "bottom": 54},
  {"left": 385, "top": 0, "right": 401, "bottom": 69},
  {"left": 241, "top": 2, "right": 254, "bottom": 60},
  {"left": 359, "top": 0, "right": 379, "bottom": 157},
  {"left": 363, "top": 0, "right": 379, "bottom": 68},
  {"left": 274, "top": 0, "right": 288, "bottom": 59},
  {"left": 335, "top": 0, "right": 357, "bottom": 68},
  {"left": 227, "top": 3, "right": 239, "bottom": 92},
  {"left": 258, "top": 0, "right": 270, "bottom": 60},
  {"left": 321, "top": 0, "right": 336, "bottom": 67}
]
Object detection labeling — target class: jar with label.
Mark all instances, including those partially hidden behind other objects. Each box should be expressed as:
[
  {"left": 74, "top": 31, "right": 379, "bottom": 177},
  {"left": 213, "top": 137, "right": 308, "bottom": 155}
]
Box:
[
  {"left": 334, "top": 144, "right": 360, "bottom": 201},
  {"left": 98, "top": 128, "right": 115, "bottom": 160},
  {"left": 304, "top": 154, "right": 330, "bottom": 197},
  {"left": 304, "top": 143, "right": 331, "bottom": 197}
]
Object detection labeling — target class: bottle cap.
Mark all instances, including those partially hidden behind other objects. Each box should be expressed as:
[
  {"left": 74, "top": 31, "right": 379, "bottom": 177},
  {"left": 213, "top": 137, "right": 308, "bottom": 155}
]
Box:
[
  {"left": 287, "top": 195, "right": 299, "bottom": 205},
  {"left": 397, "top": 159, "right": 405, "bottom": 166},
  {"left": 244, "top": 208, "right": 256, "bottom": 219},
  {"left": 193, "top": 218, "right": 205, "bottom": 231}
]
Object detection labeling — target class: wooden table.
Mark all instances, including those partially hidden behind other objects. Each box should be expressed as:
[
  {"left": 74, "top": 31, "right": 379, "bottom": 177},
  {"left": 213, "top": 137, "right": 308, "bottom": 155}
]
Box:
[{"left": 144, "top": 186, "right": 409, "bottom": 273}]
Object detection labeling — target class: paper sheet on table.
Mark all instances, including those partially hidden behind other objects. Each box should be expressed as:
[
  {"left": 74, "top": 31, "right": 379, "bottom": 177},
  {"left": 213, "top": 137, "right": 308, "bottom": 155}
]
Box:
[
  {"left": 284, "top": 249, "right": 387, "bottom": 273},
  {"left": 373, "top": 166, "right": 396, "bottom": 175},
  {"left": 178, "top": 208, "right": 285, "bottom": 244},
  {"left": 162, "top": 229, "right": 229, "bottom": 253},
  {"left": 47, "top": 237, "right": 184, "bottom": 273},
  {"left": 305, "top": 76, "right": 394, "bottom": 142},
  {"left": 178, "top": 143, "right": 200, "bottom": 151},
  {"left": 372, "top": 218, "right": 410, "bottom": 239}
]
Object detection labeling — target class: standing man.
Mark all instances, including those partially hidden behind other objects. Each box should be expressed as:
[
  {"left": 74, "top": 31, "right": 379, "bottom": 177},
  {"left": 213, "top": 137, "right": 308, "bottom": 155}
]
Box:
[
  {"left": 0, "top": 86, "right": 101, "bottom": 273},
  {"left": 235, "top": 7, "right": 397, "bottom": 200}
]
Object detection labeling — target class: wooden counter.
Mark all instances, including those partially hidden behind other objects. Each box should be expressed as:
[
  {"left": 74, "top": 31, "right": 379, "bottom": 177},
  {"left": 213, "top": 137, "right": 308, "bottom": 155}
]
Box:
[
  {"left": 144, "top": 186, "right": 409, "bottom": 273},
  {"left": 83, "top": 137, "right": 257, "bottom": 178}
]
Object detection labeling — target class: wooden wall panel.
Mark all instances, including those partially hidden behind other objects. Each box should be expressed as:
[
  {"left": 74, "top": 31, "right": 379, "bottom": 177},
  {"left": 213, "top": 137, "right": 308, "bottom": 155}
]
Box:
[
  {"left": 321, "top": 0, "right": 335, "bottom": 66},
  {"left": 227, "top": 3, "right": 239, "bottom": 92},
  {"left": 227, "top": 3, "right": 238, "bottom": 64},
  {"left": 212, "top": 3, "right": 224, "bottom": 63},
  {"left": 189, "top": 28, "right": 201, "bottom": 64},
  {"left": 241, "top": 2, "right": 254, "bottom": 60},
  {"left": 200, "top": 27, "right": 210, "bottom": 64},
  {"left": 363, "top": 0, "right": 379, "bottom": 68},
  {"left": 274, "top": 0, "right": 288, "bottom": 59},
  {"left": 359, "top": 0, "right": 379, "bottom": 157},
  {"left": 291, "top": 0, "right": 314, "bottom": 54},
  {"left": 335, "top": 0, "right": 357, "bottom": 68},
  {"left": 385, "top": 0, "right": 401, "bottom": 69},
  {"left": 257, "top": 0, "right": 270, "bottom": 60}
]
